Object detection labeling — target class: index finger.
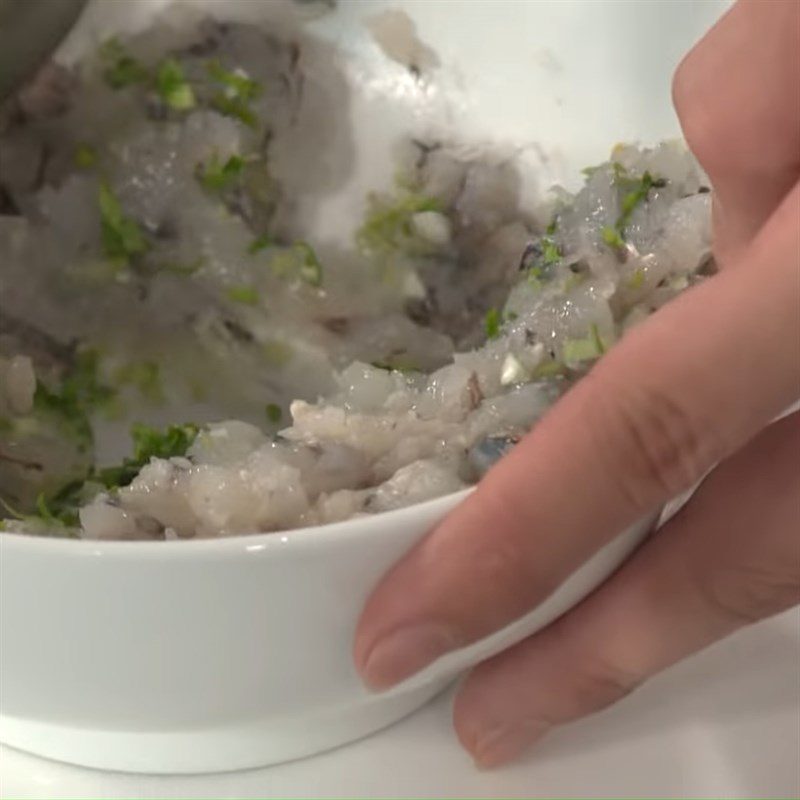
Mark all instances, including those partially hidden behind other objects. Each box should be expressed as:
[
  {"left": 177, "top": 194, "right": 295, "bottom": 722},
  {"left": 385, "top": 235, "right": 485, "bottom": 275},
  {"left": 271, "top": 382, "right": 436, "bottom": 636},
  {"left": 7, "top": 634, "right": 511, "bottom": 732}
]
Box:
[{"left": 354, "top": 181, "right": 800, "bottom": 690}]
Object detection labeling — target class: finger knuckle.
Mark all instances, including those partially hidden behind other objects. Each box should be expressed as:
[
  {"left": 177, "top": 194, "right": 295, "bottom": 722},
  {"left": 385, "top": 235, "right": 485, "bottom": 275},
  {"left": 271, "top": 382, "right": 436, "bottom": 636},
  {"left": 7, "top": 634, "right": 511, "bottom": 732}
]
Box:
[
  {"left": 591, "top": 374, "right": 720, "bottom": 510},
  {"left": 698, "top": 560, "right": 800, "bottom": 627},
  {"left": 568, "top": 654, "right": 643, "bottom": 716}
]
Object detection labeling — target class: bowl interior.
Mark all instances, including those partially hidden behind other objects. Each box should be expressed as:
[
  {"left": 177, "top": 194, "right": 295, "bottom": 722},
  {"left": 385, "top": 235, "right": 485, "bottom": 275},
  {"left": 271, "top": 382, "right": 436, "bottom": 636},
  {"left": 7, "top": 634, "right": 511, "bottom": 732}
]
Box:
[{"left": 8, "top": 0, "right": 729, "bottom": 547}]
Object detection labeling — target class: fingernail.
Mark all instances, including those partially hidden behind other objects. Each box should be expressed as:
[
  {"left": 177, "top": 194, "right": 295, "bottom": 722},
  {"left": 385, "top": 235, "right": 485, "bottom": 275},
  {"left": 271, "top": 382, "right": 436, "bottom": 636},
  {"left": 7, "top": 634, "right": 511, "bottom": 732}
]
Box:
[
  {"left": 471, "top": 720, "right": 550, "bottom": 769},
  {"left": 360, "top": 623, "right": 461, "bottom": 690}
]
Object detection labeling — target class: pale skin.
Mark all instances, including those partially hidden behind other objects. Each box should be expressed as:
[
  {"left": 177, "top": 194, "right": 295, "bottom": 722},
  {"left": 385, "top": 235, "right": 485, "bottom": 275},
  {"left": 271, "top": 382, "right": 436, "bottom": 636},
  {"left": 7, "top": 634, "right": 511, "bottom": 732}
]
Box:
[{"left": 354, "top": 0, "right": 800, "bottom": 768}]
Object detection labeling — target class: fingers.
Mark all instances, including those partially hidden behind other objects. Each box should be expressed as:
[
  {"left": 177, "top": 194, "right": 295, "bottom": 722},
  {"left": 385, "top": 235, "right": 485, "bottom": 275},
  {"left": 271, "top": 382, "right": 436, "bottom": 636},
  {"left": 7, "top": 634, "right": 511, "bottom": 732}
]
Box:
[
  {"left": 672, "top": 0, "right": 800, "bottom": 264},
  {"left": 354, "top": 182, "right": 800, "bottom": 690},
  {"left": 454, "top": 410, "right": 800, "bottom": 768}
]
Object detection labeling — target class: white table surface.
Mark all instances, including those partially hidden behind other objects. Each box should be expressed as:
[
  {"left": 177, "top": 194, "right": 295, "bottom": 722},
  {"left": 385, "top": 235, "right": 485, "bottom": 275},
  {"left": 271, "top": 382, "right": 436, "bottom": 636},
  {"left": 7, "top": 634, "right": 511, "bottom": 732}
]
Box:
[{"left": 2, "top": 608, "right": 798, "bottom": 799}]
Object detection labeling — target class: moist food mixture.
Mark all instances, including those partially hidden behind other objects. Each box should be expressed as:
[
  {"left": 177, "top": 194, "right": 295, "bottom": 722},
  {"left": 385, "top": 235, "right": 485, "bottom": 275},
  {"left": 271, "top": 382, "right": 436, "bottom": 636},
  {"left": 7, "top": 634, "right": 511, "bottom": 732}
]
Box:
[{"left": 0, "top": 15, "right": 713, "bottom": 539}]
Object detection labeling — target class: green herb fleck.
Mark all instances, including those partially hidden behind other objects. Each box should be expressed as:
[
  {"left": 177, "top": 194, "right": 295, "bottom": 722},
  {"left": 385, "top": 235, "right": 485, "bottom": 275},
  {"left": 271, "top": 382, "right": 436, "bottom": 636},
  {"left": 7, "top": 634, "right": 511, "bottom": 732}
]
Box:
[
  {"left": 484, "top": 307, "right": 501, "bottom": 340},
  {"left": 100, "top": 38, "right": 149, "bottom": 89},
  {"left": 98, "top": 182, "right": 149, "bottom": 267},
  {"left": 627, "top": 268, "right": 646, "bottom": 290},
  {"left": 562, "top": 326, "right": 608, "bottom": 365},
  {"left": 36, "top": 490, "right": 78, "bottom": 528},
  {"left": 356, "top": 193, "right": 443, "bottom": 255},
  {"left": 602, "top": 169, "right": 667, "bottom": 249},
  {"left": 545, "top": 217, "right": 558, "bottom": 236},
  {"left": 611, "top": 161, "right": 628, "bottom": 181},
  {"left": 541, "top": 237, "right": 561, "bottom": 265},
  {"left": 95, "top": 422, "right": 199, "bottom": 490},
  {"left": 226, "top": 285, "right": 259, "bottom": 305},
  {"left": 207, "top": 59, "right": 262, "bottom": 128},
  {"left": 521, "top": 235, "right": 561, "bottom": 283},
  {"left": 113, "top": 360, "right": 163, "bottom": 403},
  {"left": 207, "top": 60, "right": 262, "bottom": 102},
  {"left": 74, "top": 143, "right": 97, "bottom": 169},
  {"left": 371, "top": 356, "right": 418, "bottom": 374},
  {"left": 155, "top": 58, "right": 196, "bottom": 111},
  {"left": 247, "top": 234, "right": 273, "bottom": 254},
  {"left": 294, "top": 242, "right": 323, "bottom": 287},
  {"left": 601, "top": 225, "right": 625, "bottom": 250},
  {"left": 1, "top": 488, "right": 80, "bottom": 533},
  {"left": 14, "top": 424, "right": 199, "bottom": 528},
  {"left": 269, "top": 243, "right": 324, "bottom": 287},
  {"left": 210, "top": 95, "right": 258, "bottom": 127},
  {"left": 590, "top": 323, "right": 606, "bottom": 354},
  {"left": 196, "top": 153, "right": 245, "bottom": 193},
  {"left": 528, "top": 266, "right": 544, "bottom": 289},
  {"left": 33, "top": 350, "right": 116, "bottom": 451},
  {"left": 562, "top": 337, "right": 601, "bottom": 364},
  {"left": 158, "top": 258, "right": 204, "bottom": 276},
  {"left": 617, "top": 171, "right": 664, "bottom": 231},
  {"left": 265, "top": 403, "right": 282, "bottom": 424},
  {"left": 531, "top": 358, "right": 566, "bottom": 379}
]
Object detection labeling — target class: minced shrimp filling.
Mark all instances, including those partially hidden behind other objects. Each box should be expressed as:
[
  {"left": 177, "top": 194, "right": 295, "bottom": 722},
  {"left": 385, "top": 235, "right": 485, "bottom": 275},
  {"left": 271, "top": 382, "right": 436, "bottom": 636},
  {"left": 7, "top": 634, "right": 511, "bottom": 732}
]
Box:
[{"left": 0, "top": 14, "right": 712, "bottom": 539}]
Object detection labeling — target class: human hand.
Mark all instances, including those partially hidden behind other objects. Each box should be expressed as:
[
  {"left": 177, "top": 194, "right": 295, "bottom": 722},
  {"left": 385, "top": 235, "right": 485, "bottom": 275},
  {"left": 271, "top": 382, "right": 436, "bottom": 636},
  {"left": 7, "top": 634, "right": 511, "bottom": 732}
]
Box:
[{"left": 354, "top": 0, "right": 800, "bottom": 768}]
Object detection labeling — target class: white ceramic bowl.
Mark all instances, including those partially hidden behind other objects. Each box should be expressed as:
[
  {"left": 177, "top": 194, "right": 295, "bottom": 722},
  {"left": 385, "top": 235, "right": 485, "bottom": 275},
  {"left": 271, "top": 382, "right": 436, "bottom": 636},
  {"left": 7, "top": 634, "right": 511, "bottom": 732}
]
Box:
[
  {"left": 0, "top": 492, "right": 656, "bottom": 774},
  {"left": 0, "top": 0, "right": 727, "bottom": 775}
]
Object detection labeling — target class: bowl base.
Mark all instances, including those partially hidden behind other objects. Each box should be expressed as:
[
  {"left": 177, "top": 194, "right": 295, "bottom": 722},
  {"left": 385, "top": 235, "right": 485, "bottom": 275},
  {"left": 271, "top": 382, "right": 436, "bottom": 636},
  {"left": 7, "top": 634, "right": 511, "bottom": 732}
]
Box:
[{"left": 0, "top": 680, "right": 449, "bottom": 775}]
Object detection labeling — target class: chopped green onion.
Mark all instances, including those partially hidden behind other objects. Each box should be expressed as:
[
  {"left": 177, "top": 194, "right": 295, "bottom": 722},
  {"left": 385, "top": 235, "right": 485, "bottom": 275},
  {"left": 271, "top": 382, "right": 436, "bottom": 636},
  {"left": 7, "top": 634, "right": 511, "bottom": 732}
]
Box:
[
  {"left": 96, "top": 422, "right": 199, "bottom": 490},
  {"left": 98, "top": 182, "right": 149, "bottom": 266},
  {"left": 294, "top": 242, "right": 323, "bottom": 287},
  {"left": 531, "top": 358, "right": 566, "bottom": 379},
  {"left": 627, "top": 268, "right": 646, "bottom": 290},
  {"left": 265, "top": 403, "right": 282, "bottom": 424},
  {"left": 590, "top": 323, "right": 606, "bottom": 354},
  {"left": 541, "top": 237, "right": 561, "bottom": 265},
  {"left": 611, "top": 161, "right": 628, "bottom": 181},
  {"left": 602, "top": 170, "right": 667, "bottom": 249},
  {"left": 210, "top": 94, "right": 258, "bottom": 128},
  {"left": 113, "top": 360, "right": 163, "bottom": 403},
  {"left": 356, "top": 193, "right": 444, "bottom": 255},
  {"left": 158, "top": 258, "right": 204, "bottom": 276},
  {"left": 100, "top": 38, "right": 149, "bottom": 89},
  {"left": 563, "top": 326, "right": 608, "bottom": 364},
  {"left": 207, "top": 60, "right": 262, "bottom": 102},
  {"left": 248, "top": 234, "right": 273, "bottom": 254},
  {"left": 155, "top": 58, "right": 196, "bottom": 110},
  {"left": 33, "top": 349, "right": 116, "bottom": 451},
  {"left": 207, "top": 59, "right": 262, "bottom": 128},
  {"left": 226, "top": 285, "right": 259, "bottom": 305},
  {"left": 528, "top": 266, "right": 544, "bottom": 289},
  {"left": 562, "top": 337, "right": 601, "bottom": 363},
  {"left": 74, "top": 143, "right": 97, "bottom": 169},
  {"left": 371, "top": 356, "right": 418, "bottom": 374},
  {"left": 196, "top": 153, "right": 245, "bottom": 193},
  {"left": 484, "top": 307, "right": 501, "bottom": 339},
  {"left": 601, "top": 225, "right": 625, "bottom": 250},
  {"left": 617, "top": 170, "right": 664, "bottom": 231}
]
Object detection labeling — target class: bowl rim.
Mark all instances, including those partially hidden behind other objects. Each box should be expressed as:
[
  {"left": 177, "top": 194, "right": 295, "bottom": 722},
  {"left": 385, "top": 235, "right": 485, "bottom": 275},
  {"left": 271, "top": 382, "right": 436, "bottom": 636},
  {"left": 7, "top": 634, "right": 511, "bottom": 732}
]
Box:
[{"left": 0, "top": 487, "right": 474, "bottom": 559}]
